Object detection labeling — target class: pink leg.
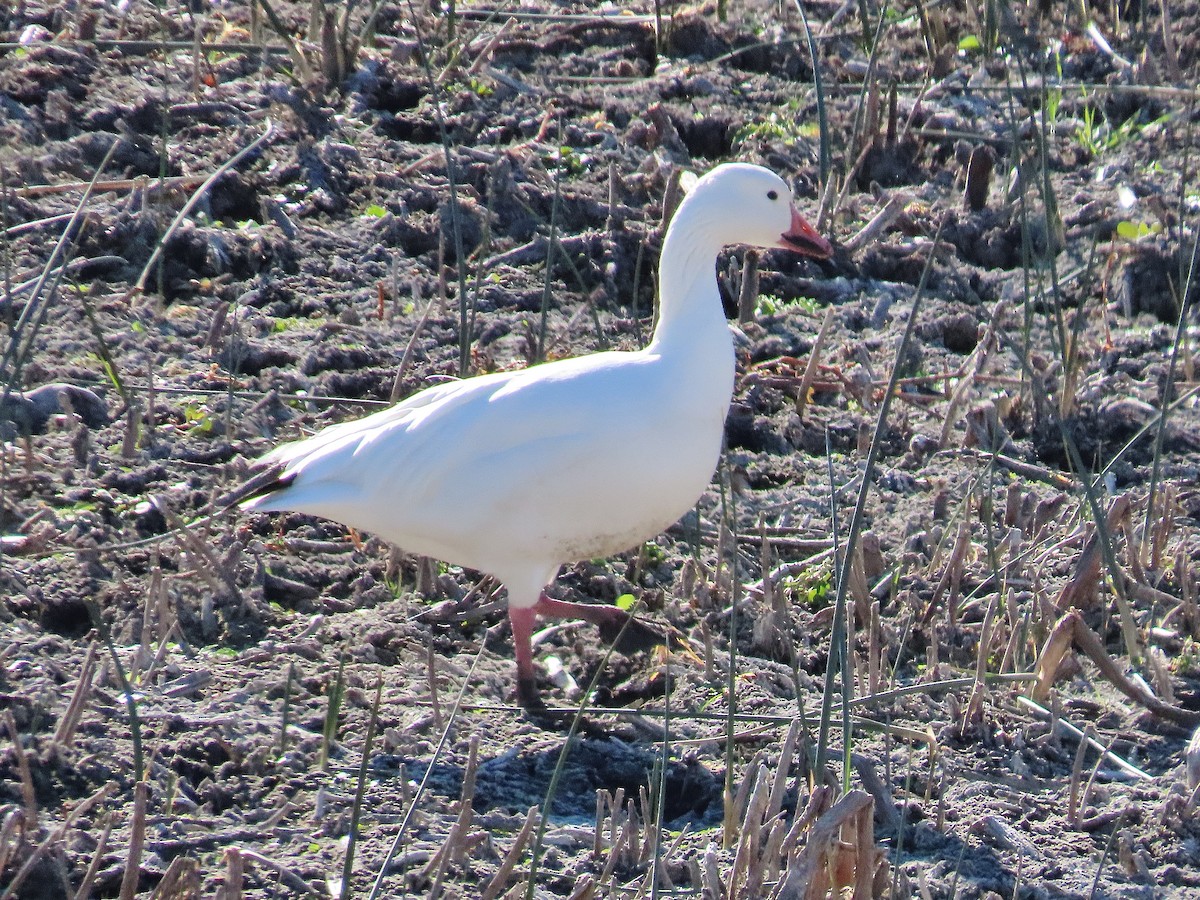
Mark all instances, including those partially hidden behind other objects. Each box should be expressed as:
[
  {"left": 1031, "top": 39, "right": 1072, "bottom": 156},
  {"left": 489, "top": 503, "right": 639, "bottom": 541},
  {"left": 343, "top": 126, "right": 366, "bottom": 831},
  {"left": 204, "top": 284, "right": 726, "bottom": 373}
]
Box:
[
  {"left": 509, "top": 593, "right": 668, "bottom": 712},
  {"left": 507, "top": 604, "right": 543, "bottom": 710}
]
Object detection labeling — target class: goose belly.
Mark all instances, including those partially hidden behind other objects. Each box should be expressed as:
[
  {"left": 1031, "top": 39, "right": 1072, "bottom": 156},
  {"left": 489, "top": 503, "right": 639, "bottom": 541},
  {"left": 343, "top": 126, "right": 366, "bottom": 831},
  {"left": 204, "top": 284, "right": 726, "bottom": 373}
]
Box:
[{"left": 464, "top": 413, "right": 725, "bottom": 570}]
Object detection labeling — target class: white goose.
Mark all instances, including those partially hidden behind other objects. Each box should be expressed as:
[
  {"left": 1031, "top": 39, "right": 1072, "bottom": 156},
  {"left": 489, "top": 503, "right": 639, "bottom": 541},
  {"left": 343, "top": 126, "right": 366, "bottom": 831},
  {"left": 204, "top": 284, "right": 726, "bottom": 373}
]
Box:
[{"left": 242, "top": 163, "right": 833, "bottom": 710}]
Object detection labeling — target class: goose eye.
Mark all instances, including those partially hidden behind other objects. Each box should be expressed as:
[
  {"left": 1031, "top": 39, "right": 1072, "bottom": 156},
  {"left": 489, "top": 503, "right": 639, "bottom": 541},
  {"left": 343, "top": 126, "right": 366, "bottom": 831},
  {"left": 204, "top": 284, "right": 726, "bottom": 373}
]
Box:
[{"left": 767, "top": 190, "right": 779, "bottom": 201}]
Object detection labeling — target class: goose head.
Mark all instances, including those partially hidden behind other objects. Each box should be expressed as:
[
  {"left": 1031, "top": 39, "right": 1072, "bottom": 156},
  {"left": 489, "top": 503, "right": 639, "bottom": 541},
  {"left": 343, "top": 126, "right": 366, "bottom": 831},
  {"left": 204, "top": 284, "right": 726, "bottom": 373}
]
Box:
[{"left": 681, "top": 163, "right": 833, "bottom": 260}]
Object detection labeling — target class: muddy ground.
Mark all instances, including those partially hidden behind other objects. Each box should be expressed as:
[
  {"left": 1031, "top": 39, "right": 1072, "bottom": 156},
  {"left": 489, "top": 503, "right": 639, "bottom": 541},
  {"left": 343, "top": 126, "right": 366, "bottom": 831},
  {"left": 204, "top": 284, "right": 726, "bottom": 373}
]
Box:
[{"left": 2, "top": 0, "right": 1200, "bottom": 897}]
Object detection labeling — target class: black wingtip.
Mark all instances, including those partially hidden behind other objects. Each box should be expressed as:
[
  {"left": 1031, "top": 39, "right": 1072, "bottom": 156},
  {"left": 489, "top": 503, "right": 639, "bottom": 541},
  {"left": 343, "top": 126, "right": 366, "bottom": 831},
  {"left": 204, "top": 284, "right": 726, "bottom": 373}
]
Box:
[{"left": 218, "top": 464, "right": 295, "bottom": 510}]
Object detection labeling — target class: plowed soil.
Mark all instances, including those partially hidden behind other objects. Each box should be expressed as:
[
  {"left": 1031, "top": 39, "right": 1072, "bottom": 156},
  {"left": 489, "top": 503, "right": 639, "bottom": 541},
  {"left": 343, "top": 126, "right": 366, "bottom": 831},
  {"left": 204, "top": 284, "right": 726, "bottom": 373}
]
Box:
[{"left": 2, "top": 1, "right": 1200, "bottom": 898}]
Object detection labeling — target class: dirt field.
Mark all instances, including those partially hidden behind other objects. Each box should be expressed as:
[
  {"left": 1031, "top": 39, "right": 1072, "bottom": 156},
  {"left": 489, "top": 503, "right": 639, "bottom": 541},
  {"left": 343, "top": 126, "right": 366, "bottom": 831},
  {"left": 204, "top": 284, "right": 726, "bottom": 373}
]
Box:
[{"left": 2, "top": 0, "right": 1200, "bottom": 897}]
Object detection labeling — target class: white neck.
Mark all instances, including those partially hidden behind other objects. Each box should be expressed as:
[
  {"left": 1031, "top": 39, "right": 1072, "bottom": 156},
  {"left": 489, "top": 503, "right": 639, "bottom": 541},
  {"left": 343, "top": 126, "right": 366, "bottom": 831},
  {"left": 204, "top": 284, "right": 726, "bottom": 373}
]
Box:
[
  {"left": 643, "top": 203, "right": 736, "bottom": 424},
  {"left": 649, "top": 211, "right": 729, "bottom": 349}
]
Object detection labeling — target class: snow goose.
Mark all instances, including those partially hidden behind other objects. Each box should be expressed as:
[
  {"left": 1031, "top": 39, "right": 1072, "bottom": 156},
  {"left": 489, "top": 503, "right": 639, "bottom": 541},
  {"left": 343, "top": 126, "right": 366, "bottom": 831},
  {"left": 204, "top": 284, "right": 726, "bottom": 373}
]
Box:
[{"left": 241, "top": 163, "right": 833, "bottom": 710}]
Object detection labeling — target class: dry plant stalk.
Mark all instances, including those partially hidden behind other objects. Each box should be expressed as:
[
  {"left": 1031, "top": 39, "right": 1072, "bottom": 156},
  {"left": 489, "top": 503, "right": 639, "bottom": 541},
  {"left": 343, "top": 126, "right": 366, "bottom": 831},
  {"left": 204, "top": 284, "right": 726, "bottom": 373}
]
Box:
[
  {"left": 701, "top": 841, "right": 725, "bottom": 898},
  {"left": 223, "top": 847, "right": 244, "bottom": 900},
  {"left": 1004, "top": 482, "right": 1024, "bottom": 527},
  {"left": 727, "top": 751, "right": 766, "bottom": 848},
  {"left": 1117, "top": 830, "right": 1153, "bottom": 880},
  {"left": 752, "top": 524, "right": 798, "bottom": 660},
  {"left": 1147, "top": 646, "right": 1175, "bottom": 704},
  {"left": 623, "top": 797, "right": 642, "bottom": 871},
  {"left": 635, "top": 824, "right": 693, "bottom": 894},
  {"left": 637, "top": 783, "right": 655, "bottom": 862},
  {"left": 150, "top": 854, "right": 201, "bottom": 898},
  {"left": 390, "top": 281, "right": 436, "bottom": 402},
  {"left": 0, "top": 816, "right": 30, "bottom": 900},
  {"left": 144, "top": 568, "right": 183, "bottom": 684},
  {"left": 53, "top": 639, "right": 97, "bottom": 747},
  {"left": 963, "top": 144, "right": 995, "bottom": 211},
  {"left": 0, "top": 808, "right": 23, "bottom": 886},
  {"left": 138, "top": 553, "right": 166, "bottom": 676},
  {"left": 595, "top": 786, "right": 625, "bottom": 858},
  {"left": 961, "top": 398, "right": 1019, "bottom": 454},
  {"left": 772, "top": 789, "right": 884, "bottom": 899},
  {"left": 1075, "top": 728, "right": 1125, "bottom": 833},
  {"left": 118, "top": 781, "right": 148, "bottom": 900},
  {"left": 1067, "top": 723, "right": 1095, "bottom": 827},
  {"left": 1016, "top": 696, "right": 1150, "bottom": 781},
  {"left": 842, "top": 192, "right": 909, "bottom": 253},
  {"left": 850, "top": 755, "right": 902, "bottom": 832},
  {"left": 459, "top": 16, "right": 519, "bottom": 79},
  {"left": 154, "top": 498, "right": 245, "bottom": 607},
  {"left": 3, "top": 711, "right": 39, "bottom": 829},
  {"left": 938, "top": 297, "right": 1008, "bottom": 448},
  {"left": 768, "top": 721, "right": 802, "bottom": 824},
  {"left": 961, "top": 595, "right": 999, "bottom": 729},
  {"left": 13, "top": 174, "right": 207, "bottom": 199},
  {"left": 1030, "top": 610, "right": 1082, "bottom": 703},
  {"left": 923, "top": 520, "right": 971, "bottom": 625},
  {"left": 592, "top": 791, "right": 606, "bottom": 859},
  {"left": 563, "top": 875, "right": 596, "bottom": 900},
  {"left": 795, "top": 305, "right": 837, "bottom": 421},
  {"left": 1, "top": 783, "right": 114, "bottom": 900},
  {"left": 73, "top": 813, "right": 113, "bottom": 900},
  {"left": 480, "top": 806, "right": 538, "bottom": 900},
  {"left": 849, "top": 546, "right": 871, "bottom": 627},
  {"left": 861, "top": 77, "right": 880, "bottom": 151},
  {"left": 736, "top": 249, "right": 760, "bottom": 324},
  {"left": 1119, "top": 502, "right": 1147, "bottom": 585},
  {"left": 1031, "top": 610, "right": 1200, "bottom": 726},
  {"left": 1051, "top": 494, "right": 1130, "bottom": 612},
  {"left": 1148, "top": 483, "right": 1175, "bottom": 571},
  {"left": 778, "top": 789, "right": 832, "bottom": 858},
  {"left": 728, "top": 763, "right": 772, "bottom": 897},
  {"left": 426, "top": 642, "right": 444, "bottom": 731},
  {"left": 422, "top": 734, "right": 480, "bottom": 893},
  {"left": 595, "top": 812, "right": 630, "bottom": 889},
  {"left": 1177, "top": 550, "right": 1198, "bottom": 639},
  {"left": 867, "top": 600, "right": 881, "bottom": 696},
  {"left": 234, "top": 848, "right": 325, "bottom": 896}
]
